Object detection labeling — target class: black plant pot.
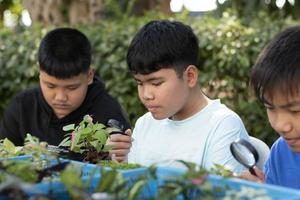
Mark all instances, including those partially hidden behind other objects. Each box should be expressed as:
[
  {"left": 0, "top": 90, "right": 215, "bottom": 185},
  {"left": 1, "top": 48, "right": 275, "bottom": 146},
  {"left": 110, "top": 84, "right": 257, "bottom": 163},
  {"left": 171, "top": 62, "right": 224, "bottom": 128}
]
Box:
[
  {"left": 59, "top": 151, "right": 86, "bottom": 161},
  {"left": 83, "top": 151, "right": 110, "bottom": 164}
]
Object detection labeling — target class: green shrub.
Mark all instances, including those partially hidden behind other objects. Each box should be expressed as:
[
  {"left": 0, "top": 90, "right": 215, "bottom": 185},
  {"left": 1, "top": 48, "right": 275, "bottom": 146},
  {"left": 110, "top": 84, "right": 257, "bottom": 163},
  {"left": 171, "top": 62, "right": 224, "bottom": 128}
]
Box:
[
  {"left": 0, "top": 13, "right": 297, "bottom": 145},
  {"left": 0, "top": 26, "right": 42, "bottom": 113}
]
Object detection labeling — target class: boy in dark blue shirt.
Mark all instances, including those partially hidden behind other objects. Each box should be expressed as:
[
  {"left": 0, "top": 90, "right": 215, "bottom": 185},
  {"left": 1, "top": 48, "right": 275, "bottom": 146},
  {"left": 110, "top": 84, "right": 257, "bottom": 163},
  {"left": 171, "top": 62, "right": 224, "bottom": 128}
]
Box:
[{"left": 240, "top": 26, "right": 300, "bottom": 189}]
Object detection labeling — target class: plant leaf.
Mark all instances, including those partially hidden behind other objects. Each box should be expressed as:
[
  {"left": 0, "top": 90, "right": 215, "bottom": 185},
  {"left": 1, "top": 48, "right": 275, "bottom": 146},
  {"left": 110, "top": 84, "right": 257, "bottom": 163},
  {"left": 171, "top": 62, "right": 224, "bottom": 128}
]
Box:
[
  {"left": 95, "top": 169, "right": 118, "bottom": 192},
  {"left": 81, "top": 127, "right": 93, "bottom": 136},
  {"left": 102, "top": 145, "right": 112, "bottom": 151},
  {"left": 71, "top": 131, "right": 81, "bottom": 151},
  {"left": 63, "top": 124, "right": 75, "bottom": 131},
  {"left": 128, "top": 179, "right": 148, "bottom": 200},
  {"left": 93, "top": 130, "right": 108, "bottom": 144},
  {"left": 3, "top": 138, "right": 17, "bottom": 154},
  {"left": 58, "top": 137, "right": 71, "bottom": 147},
  {"left": 93, "top": 123, "right": 106, "bottom": 131}
]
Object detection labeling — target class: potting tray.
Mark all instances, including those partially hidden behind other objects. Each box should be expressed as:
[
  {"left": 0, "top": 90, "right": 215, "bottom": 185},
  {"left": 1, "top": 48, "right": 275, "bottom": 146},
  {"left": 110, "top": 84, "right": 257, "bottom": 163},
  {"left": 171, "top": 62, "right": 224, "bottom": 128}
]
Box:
[
  {"left": 1, "top": 156, "right": 300, "bottom": 200},
  {"left": 140, "top": 167, "right": 300, "bottom": 200}
]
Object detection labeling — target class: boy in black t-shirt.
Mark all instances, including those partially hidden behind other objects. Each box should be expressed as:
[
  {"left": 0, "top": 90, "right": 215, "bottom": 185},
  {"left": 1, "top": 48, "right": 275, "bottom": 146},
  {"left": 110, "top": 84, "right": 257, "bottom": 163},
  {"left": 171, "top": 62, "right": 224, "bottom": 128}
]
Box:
[{"left": 0, "top": 28, "right": 131, "bottom": 162}]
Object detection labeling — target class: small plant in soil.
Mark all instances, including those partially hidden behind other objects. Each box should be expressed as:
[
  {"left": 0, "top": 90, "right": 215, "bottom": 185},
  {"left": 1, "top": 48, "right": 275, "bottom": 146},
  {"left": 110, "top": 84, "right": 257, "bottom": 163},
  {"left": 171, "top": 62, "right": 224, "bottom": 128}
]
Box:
[
  {"left": 0, "top": 134, "right": 57, "bottom": 159},
  {"left": 155, "top": 161, "right": 232, "bottom": 199},
  {"left": 0, "top": 159, "right": 70, "bottom": 200},
  {"left": 0, "top": 138, "right": 23, "bottom": 158},
  {"left": 60, "top": 164, "right": 145, "bottom": 200},
  {"left": 58, "top": 115, "right": 116, "bottom": 163}
]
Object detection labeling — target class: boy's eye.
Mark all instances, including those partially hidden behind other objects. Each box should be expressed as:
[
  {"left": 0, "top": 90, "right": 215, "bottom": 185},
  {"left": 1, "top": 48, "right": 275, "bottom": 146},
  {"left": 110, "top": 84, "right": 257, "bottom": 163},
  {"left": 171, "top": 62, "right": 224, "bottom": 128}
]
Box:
[
  {"left": 136, "top": 81, "right": 142, "bottom": 86},
  {"left": 152, "top": 81, "right": 163, "bottom": 86},
  {"left": 265, "top": 106, "right": 275, "bottom": 111},
  {"left": 47, "top": 84, "right": 55, "bottom": 89},
  {"left": 67, "top": 86, "right": 79, "bottom": 90},
  {"left": 290, "top": 110, "right": 300, "bottom": 114}
]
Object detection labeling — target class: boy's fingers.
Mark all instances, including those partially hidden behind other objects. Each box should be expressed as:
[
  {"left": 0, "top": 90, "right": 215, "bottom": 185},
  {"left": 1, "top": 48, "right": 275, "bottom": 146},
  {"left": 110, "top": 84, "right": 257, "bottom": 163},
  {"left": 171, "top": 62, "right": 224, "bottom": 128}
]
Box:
[
  {"left": 253, "top": 167, "right": 265, "bottom": 182},
  {"left": 110, "top": 149, "right": 130, "bottom": 155},
  {"left": 106, "top": 139, "right": 132, "bottom": 150},
  {"left": 125, "top": 129, "right": 132, "bottom": 136},
  {"left": 108, "top": 141, "right": 132, "bottom": 149},
  {"left": 111, "top": 153, "right": 119, "bottom": 163},
  {"left": 239, "top": 169, "right": 265, "bottom": 183},
  {"left": 239, "top": 171, "right": 258, "bottom": 181},
  {"left": 125, "top": 129, "right": 134, "bottom": 142},
  {"left": 109, "top": 133, "right": 132, "bottom": 142},
  {"left": 110, "top": 153, "right": 127, "bottom": 163},
  {"left": 114, "top": 156, "right": 127, "bottom": 163}
]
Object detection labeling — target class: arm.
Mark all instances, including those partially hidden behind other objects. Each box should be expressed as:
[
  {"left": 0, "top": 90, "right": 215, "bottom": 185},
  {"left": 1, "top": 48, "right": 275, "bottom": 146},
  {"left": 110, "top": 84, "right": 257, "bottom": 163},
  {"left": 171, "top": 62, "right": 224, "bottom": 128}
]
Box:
[{"left": 203, "top": 114, "right": 249, "bottom": 174}]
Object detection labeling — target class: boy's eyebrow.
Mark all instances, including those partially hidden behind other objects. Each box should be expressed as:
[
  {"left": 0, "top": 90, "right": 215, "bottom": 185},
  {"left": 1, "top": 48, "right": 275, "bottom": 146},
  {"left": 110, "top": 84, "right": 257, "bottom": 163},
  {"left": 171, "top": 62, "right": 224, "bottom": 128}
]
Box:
[
  {"left": 65, "top": 83, "right": 81, "bottom": 87},
  {"left": 263, "top": 103, "right": 272, "bottom": 107},
  {"left": 42, "top": 80, "right": 55, "bottom": 85},
  {"left": 42, "top": 80, "right": 80, "bottom": 87},
  {"left": 133, "top": 77, "right": 140, "bottom": 82},
  {"left": 281, "top": 101, "right": 300, "bottom": 108},
  {"left": 266, "top": 101, "right": 300, "bottom": 108},
  {"left": 264, "top": 101, "right": 300, "bottom": 108},
  {"left": 134, "top": 77, "right": 164, "bottom": 82}
]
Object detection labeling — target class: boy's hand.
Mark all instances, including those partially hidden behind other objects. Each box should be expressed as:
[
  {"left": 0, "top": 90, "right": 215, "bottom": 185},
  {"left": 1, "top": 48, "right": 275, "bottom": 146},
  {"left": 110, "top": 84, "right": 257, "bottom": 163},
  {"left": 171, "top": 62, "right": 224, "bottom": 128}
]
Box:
[
  {"left": 106, "top": 129, "right": 132, "bottom": 163},
  {"left": 238, "top": 166, "right": 265, "bottom": 183}
]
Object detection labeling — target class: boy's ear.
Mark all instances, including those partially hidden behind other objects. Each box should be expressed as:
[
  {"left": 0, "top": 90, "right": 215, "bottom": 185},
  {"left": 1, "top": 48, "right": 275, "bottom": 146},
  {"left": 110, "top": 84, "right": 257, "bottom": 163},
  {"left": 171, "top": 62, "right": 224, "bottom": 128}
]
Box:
[
  {"left": 87, "top": 68, "right": 95, "bottom": 84},
  {"left": 184, "top": 65, "right": 198, "bottom": 87}
]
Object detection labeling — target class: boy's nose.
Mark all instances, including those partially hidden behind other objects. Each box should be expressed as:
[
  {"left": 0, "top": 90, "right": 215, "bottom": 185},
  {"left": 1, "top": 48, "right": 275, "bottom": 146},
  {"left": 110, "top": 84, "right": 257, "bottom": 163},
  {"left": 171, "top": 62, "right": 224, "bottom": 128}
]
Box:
[
  {"left": 55, "top": 90, "right": 68, "bottom": 102},
  {"left": 141, "top": 87, "right": 154, "bottom": 101}
]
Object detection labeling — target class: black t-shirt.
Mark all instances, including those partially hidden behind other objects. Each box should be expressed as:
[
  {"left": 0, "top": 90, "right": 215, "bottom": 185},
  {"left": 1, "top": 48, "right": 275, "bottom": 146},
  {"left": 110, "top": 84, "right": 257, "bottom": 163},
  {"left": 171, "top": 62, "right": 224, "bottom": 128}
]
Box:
[{"left": 0, "top": 77, "right": 130, "bottom": 146}]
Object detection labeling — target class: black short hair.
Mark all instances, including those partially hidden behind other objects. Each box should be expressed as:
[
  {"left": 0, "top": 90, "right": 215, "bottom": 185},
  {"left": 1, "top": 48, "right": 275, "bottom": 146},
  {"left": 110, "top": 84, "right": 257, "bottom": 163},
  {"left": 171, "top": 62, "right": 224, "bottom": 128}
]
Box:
[
  {"left": 127, "top": 20, "right": 199, "bottom": 77},
  {"left": 38, "top": 27, "right": 91, "bottom": 79},
  {"left": 251, "top": 26, "right": 300, "bottom": 104}
]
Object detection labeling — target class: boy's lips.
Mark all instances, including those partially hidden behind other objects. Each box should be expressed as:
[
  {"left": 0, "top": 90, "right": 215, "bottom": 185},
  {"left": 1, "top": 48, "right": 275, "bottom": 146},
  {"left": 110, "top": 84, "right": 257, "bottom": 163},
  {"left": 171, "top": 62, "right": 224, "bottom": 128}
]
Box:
[
  {"left": 146, "top": 105, "right": 160, "bottom": 112},
  {"left": 285, "top": 137, "right": 300, "bottom": 146},
  {"left": 53, "top": 104, "right": 70, "bottom": 109}
]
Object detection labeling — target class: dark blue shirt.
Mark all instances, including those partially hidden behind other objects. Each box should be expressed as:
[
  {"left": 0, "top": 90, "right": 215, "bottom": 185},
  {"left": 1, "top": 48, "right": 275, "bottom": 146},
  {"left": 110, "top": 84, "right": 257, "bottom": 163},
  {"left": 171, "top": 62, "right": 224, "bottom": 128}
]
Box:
[{"left": 265, "top": 137, "right": 300, "bottom": 189}]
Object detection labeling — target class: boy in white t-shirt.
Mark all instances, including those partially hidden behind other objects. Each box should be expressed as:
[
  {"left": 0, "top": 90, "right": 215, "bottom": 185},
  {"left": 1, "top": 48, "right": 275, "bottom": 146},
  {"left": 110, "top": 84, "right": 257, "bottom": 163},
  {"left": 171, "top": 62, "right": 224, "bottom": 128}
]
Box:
[{"left": 126, "top": 20, "right": 249, "bottom": 173}]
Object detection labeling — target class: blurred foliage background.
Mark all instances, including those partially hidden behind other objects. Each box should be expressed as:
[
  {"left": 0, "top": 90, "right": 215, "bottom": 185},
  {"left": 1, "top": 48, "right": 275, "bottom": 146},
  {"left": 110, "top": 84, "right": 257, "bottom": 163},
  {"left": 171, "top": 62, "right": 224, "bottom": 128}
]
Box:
[{"left": 1, "top": 0, "right": 300, "bottom": 146}]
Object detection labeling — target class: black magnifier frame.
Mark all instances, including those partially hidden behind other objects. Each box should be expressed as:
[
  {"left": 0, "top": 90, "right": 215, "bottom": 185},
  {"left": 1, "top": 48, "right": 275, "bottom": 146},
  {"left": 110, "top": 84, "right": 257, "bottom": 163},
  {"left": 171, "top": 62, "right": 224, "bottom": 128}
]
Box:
[
  {"left": 230, "top": 139, "right": 259, "bottom": 176},
  {"left": 107, "top": 119, "right": 126, "bottom": 135}
]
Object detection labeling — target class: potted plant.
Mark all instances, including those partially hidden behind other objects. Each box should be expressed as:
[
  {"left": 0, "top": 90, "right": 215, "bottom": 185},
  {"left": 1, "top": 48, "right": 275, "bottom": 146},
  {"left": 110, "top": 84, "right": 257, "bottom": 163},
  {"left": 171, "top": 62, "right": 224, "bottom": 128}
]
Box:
[
  {"left": 60, "top": 164, "right": 148, "bottom": 200},
  {"left": 0, "top": 155, "right": 71, "bottom": 199},
  {"left": 0, "top": 133, "right": 57, "bottom": 161},
  {"left": 0, "top": 138, "right": 23, "bottom": 158},
  {"left": 58, "top": 115, "right": 117, "bottom": 163}
]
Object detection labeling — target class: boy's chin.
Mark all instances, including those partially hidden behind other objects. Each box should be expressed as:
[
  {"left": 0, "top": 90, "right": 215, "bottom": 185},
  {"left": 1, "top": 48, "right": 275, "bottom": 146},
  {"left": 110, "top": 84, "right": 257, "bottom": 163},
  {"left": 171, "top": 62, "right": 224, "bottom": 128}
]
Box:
[
  {"left": 150, "top": 112, "right": 168, "bottom": 120},
  {"left": 54, "top": 110, "right": 71, "bottom": 119},
  {"left": 55, "top": 113, "right": 67, "bottom": 119},
  {"left": 284, "top": 138, "right": 300, "bottom": 153}
]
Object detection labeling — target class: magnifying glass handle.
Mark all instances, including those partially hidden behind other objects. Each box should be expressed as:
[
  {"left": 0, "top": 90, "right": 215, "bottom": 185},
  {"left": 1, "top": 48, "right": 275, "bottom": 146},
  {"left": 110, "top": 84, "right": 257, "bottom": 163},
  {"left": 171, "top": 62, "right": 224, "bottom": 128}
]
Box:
[{"left": 249, "top": 167, "right": 257, "bottom": 177}]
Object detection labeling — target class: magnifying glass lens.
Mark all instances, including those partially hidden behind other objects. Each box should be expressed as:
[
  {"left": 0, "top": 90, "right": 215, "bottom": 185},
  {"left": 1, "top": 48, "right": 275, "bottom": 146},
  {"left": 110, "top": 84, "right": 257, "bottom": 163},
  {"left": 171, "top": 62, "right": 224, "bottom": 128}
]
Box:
[{"left": 231, "top": 142, "right": 256, "bottom": 168}]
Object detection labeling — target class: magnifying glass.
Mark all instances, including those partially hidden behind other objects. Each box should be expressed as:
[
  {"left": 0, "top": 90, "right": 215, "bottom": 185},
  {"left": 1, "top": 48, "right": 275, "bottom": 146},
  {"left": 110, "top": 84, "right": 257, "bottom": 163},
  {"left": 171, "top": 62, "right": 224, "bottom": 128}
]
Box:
[
  {"left": 230, "top": 139, "right": 259, "bottom": 176},
  {"left": 107, "top": 119, "right": 126, "bottom": 135}
]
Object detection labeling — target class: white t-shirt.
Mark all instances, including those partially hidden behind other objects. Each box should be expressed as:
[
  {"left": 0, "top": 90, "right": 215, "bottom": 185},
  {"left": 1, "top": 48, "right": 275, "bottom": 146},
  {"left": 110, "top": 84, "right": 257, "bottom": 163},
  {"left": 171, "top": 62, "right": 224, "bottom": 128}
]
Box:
[{"left": 128, "top": 99, "right": 249, "bottom": 173}]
